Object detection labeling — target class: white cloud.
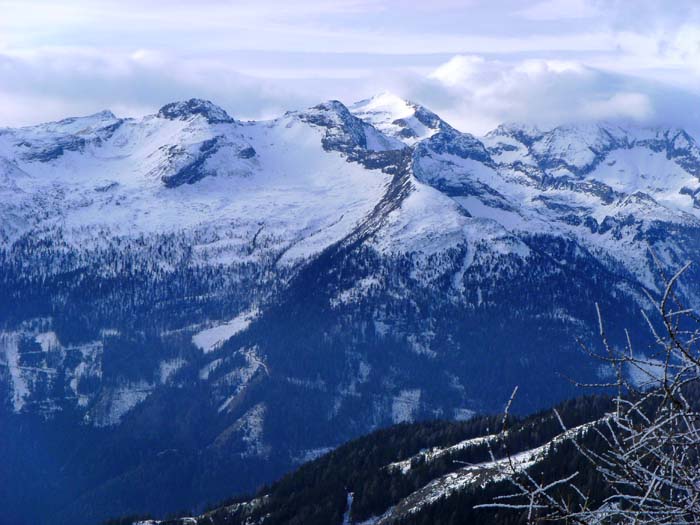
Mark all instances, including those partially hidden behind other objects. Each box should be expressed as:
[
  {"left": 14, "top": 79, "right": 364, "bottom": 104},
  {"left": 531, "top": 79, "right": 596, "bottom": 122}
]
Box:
[
  {"left": 0, "top": 1, "right": 699, "bottom": 135},
  {"left": 0, "top": 48, "right": 698, "bottom": 139},
  {"left": 516, "top": 0, "right": 601, "bottom": 20},
  {"left": 583, "top": 92, "right": 653, "bottom": 121},
  {"left": 662, "top": 24, "right": 700, "bottom": 71},
  {"left": 0, "top": 49, "right": 318, "bottom": 125},
  {"left": 387, "top": 55, "right": 698, "bottom": 135},
  {"left": 430, "top": 55, "right": 489, "bottom": 87}
]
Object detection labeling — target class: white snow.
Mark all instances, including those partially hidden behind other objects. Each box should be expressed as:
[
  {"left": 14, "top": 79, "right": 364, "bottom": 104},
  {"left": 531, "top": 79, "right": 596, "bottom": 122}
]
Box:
[
  {"left": 159, "top": 358, "right": 186, "bottom": 384},
  {"left": 0, "top": 106, "right": 394, "bottom": 272},
  {"left": 407, "top": 119, "right": 700, "bottom": 296},
  {"left": 192, "top": 308, "right": 259, "bottom": 353},
  {"left": 376, "top": 417, "right": 610, "bottom": 523},
  {"left": 293, "top": 446, "right": 335, "bottom": 464},
  {"left": 88, "top": 379, "right": 154, "bottom": 427},
  {"left": 216, "top": 346, "right": 268, "bottom": 413},
  {"left": 350, "top": 92, "right": 442, "bottom": 145},
  {"left": 331, "top": 276, "right": 381, "bottom": 307},
  {"left": 4, "top": 98, "right": 700, "bottom": 429},
  {"left": 392, "top": 389, "right": 421, "bottom": 423},
  {"left": 0, "top": 332, "right": 29, "bottom": 411},
  {"left": 388, "top": 432, "right": 499, "bottom": 475},
  {"left": 199, "top": 358, "right": 224, "bottom": 380},
  {"left": 626, "top": 355, "right": 666, "bottom": 389},
  {"left": 0, "top": 325, "right": 103, "bottom": 414},
  {"left": 342, "top": 492, "right": 354, "bottom": 525},
  {"left": 454, "top": 408, "right": 476, "bottom": 420},
  {"left": 584, "top": 147, "right": 699, "bottom": 214},
  {"left": 235, "top": 402, "right": 270, "bottom": 458},
  {"left": 34, "top": 331, "right": 60, "bottom": 352},
  {"left": 3, "top": 99, "right": 698, "bottom": 308}
]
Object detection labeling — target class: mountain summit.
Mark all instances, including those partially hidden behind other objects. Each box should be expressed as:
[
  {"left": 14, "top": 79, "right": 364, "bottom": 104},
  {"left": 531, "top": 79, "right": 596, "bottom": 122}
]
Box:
[
  {"left": 350, "top": 91, "right": 451, "bottom": 144},
  {"left": 157, "top": 98, "right": 235, "bottom": 124}
]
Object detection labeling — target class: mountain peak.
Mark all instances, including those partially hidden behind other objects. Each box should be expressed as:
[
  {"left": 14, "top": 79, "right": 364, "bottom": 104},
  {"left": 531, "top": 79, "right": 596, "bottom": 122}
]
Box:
[
  {"left": 296, "top": 100, "right": 370, "bottom": 152},
  {"left": 157, "top": 98, "right": 234, "bottom": 124},
  {"left": 350, "top": 92, "right": 450, "bottom": 145},
  {"left": 90, "top": 109, "right": 116, "bottom": 120},
  {"left": 308, "top": 99, "right": 354, "bottom": 117},
  {"left": 486, "top": 122, "right": 543, "bottom": 142},
  {"left": 354, "top": 91, "right": 415, "bottom": 112},
  {"left": 297, "top": 100, "right": 361, "bottom": 130}
]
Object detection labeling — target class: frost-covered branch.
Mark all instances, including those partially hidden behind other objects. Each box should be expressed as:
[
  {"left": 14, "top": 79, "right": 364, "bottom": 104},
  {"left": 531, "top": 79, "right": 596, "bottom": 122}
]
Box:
[{"left": 479, "top": 262, "right": 700, "bottom": 524}]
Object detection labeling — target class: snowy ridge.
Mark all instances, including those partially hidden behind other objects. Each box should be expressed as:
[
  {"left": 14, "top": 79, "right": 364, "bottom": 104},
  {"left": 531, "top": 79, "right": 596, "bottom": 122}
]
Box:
[
  {"left": 157, "top": 98, "right": 235, "bottom": 124},
  {"left": 368, "top": 417, "right": 608, "bottom": 524},
  {"left": 387, "top": 432, "right": 500, "bottom": 475},
  {"left": 141, "top": 412, "right": 612, "bottom": 525}
]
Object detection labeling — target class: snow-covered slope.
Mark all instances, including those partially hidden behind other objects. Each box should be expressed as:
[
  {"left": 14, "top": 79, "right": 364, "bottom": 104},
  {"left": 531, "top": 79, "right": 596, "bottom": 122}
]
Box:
[{"left": 0, "top": 99, "right": 399, "bottom": 267}]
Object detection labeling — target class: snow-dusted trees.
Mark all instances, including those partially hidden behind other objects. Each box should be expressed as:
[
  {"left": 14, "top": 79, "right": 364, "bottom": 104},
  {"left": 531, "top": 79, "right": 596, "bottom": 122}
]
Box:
[{"left": 483, "top": 262, "right": 700, "bottom": 524}]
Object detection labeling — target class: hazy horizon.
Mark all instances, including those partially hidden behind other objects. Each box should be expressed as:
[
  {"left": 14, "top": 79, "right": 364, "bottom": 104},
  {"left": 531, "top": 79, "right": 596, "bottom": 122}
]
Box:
[{"left": 2, "top": 0, "right": 700, "bottom": 134}]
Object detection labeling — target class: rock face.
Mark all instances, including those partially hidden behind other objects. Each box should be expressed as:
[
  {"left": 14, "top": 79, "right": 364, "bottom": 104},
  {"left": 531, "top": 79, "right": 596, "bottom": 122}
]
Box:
[
  {"left": 157, "top": 98, "right": 235, "bottom": 124},
  {"left": 2, "top": 94, "right": 700, "bottom": 525}
]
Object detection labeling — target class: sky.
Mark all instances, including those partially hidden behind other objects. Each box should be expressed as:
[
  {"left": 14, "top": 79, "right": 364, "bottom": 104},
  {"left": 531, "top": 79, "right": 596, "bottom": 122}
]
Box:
[{"left": 1, "top": 0, "right": 700, "bottom": 134}]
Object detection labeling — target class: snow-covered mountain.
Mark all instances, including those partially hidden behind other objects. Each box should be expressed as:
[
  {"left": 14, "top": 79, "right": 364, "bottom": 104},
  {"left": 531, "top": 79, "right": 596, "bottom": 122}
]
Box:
[
  {"left": 350, "top": 91, "right": 449, "bottom": 145},
  {"left": 2, "top": 93, "right": 700, "bottom": 524}
]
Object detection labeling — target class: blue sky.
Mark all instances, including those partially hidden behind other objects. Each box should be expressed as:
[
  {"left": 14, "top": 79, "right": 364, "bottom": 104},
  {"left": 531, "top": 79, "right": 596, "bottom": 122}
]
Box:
[{"left": 1, "top": 0, "right": 700, "bottom": 133}]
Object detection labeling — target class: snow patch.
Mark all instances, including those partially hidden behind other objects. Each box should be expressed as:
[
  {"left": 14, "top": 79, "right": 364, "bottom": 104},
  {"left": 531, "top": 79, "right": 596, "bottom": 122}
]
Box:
[
  {"left": 378, "top": 418, "right": 608, "bottom": 522},
  {"left": 237, "top": 403, "right": 270, "bottom": 458},
  {"left": 199, "top": 358, "right": 224, "bottom": 380},
  {"left": 392, "top": 389, "right": 421, "bottom": 423},
  {"left": 0, "top": 332, "right": 28, "bottom": 411},
  {"left": 217, "top": 346, "right": 268, "bottom": 413},
  {"left": 626, "top": 355, "right": 666, "bottom": 389},
  {"left": 88, "top": 380, "right": 154, "bottom": 427},
  {"left": 192, "top": 308, "right": 259, "bottom": 353},
  {"left": 34, "top": 331, "right": 60, "bottom": 352},
  {"left": 159, "top": 358, "right": 186, "bottom": 384},
  {"left": 388, "top": 432, "right": 499, "bottom": 475},
  {"left": 292, "top": 446, "right": 335, "bottom": 464}
]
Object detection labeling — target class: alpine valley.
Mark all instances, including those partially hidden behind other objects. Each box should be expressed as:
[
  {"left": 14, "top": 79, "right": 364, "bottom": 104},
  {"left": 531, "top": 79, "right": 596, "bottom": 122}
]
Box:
[{"left": 2, "top": 92, "right": 700, "bottom": 525}]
